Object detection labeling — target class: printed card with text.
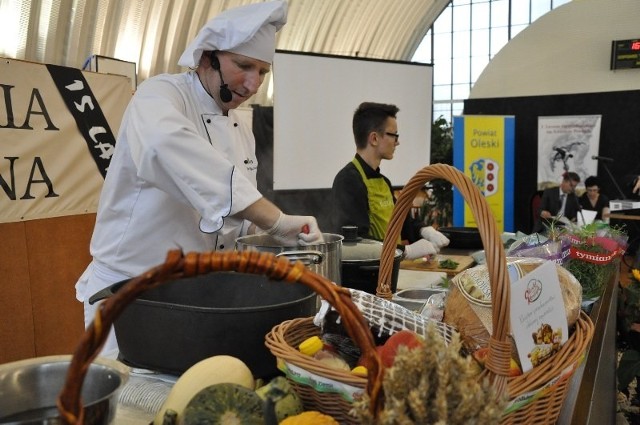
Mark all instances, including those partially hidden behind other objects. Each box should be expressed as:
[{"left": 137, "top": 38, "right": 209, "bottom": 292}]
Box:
[{"left": 510, "top": 261, "right": 568, "bottom": 373}]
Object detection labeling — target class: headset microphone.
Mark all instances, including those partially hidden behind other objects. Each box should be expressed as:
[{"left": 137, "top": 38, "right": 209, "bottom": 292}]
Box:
[{"left": 209, "top": 52, "right": 233, "bottom": 103}]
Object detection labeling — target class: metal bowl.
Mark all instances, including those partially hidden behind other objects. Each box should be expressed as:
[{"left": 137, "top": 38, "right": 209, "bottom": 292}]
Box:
[
  {"left": 392, "top": 287, "right": 448, "bottom": 311},
  {"left": 0, "top": 355, "right": 129, "bottom": 424}
]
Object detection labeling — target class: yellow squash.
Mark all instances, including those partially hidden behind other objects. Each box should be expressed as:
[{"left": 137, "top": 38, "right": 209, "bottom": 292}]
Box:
[{"left": 153, "top": 355, "right": 255, "bottom": 425}]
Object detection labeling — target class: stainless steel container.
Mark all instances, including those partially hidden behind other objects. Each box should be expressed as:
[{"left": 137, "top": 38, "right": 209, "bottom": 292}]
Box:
[
  {"left": 0, "top": 355, "right": 128, "bottom": 424},
  {"left": 393, "top": 287, "right": 449, "bottom": 313},
  {"left": 235, "top": 233, "right": 343, "bottom": 284}
]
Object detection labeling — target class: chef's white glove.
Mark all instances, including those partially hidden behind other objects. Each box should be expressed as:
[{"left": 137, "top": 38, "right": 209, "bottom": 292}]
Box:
[
  {"left": 264, "top": 212, "right": 324, "bottom": 246},
  {"left": 420, "top": 226, "right": 450, "bottom": 248},
  {"left": 404, "top": 239, "right": 438, "bottom": 260}
]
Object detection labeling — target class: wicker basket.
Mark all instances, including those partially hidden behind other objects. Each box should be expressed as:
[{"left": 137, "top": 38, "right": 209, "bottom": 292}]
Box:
[
  {"left": 381, "top": 164, "right": 594, "bottom": 423},
  {"left": 265, "top": 290, "right": 457, "bottom": 423},
  {"left": 266, "top": 317, "right": 365, "bottom": 422},
  {"left": 56, "top": 250, "right": 386, "bottom": 424},
  {"left": 266, "top": 164, "right": 594, "bottom": 424}
]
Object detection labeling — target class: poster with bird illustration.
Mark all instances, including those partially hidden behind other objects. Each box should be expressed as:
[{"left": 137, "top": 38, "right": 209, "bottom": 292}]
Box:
[{"left": 537, "top": 115, "right": 601, "bottom": 190}]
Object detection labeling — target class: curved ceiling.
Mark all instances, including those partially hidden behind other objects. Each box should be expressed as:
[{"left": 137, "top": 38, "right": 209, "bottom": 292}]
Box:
[
  {"left": 1, "top": 0, "right": 449, "bottom": 104},
  {"left": 470, "top": 0, "right": 640, "bottom": 99}
]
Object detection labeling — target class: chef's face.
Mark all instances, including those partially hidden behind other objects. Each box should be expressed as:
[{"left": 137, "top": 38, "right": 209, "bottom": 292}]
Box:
[
  {"left": 204, "top": 51, "right": 271, "bottom": 111},
  {"left": 376, "top": 117, "right": 399, "bottom": 160}
]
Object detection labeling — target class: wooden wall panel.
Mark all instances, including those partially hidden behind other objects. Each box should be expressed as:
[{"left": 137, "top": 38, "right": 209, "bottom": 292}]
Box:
[
  {"left": 0, "top": 214, "right": 95, "bottom": 364},
  {"left": 0, "top": 222, "right": 34, "bottom": 363},
  {"left": 25, "top": 214, "right": 95, "bottom": 357}
]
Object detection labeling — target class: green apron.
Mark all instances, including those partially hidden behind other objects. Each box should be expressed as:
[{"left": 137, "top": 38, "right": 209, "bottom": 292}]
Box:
[{"left": 352, "top": 158, "right": 395, "bottom": 241}]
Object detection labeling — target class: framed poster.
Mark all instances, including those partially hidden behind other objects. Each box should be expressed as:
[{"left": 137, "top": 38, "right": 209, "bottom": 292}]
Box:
[{"left": 537, "top": 115, "right": 601, "bottom": 189}]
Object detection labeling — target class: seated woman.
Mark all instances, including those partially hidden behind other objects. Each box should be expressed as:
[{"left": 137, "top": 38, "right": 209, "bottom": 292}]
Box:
[{"left": 579, "top": 176, "right": 610, "bottom": 223}]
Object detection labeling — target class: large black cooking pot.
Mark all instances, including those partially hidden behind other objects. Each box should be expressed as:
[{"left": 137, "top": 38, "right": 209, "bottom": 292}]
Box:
[
  {"left": 89, "top": 272, "right": 316, "bottom": 378},
  {"left": 438, "top": 226, "right": 483, "bottom": 249},
  {"left": 340, "top": 226, "right": 403, "bottom": 294}
]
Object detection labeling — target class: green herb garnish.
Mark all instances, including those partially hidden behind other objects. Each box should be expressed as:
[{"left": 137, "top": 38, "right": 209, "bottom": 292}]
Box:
[
  {"left": 564, "top": 243, "right": 617, "bottom": 299},
  {"left": 438, "top": 276, "right": 452, "bottom": 288},
  {"left": 439, "top": 259, "right": 459, "bottom": 269}
]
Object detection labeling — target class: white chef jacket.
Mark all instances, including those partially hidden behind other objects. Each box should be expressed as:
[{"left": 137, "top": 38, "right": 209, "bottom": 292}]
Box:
[{"left": 75, "top": 70, "right": 263, "bottom": 304}]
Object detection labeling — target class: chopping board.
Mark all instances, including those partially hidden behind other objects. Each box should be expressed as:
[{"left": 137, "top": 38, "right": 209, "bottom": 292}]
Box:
[{"left": 400, "top": 254, "right": 476, "bottom": 276}]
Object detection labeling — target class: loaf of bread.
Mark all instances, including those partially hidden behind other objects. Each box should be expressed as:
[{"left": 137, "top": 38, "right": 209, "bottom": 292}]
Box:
[{"left": 443, "top": 257, "right": 582, "bottom": 352}]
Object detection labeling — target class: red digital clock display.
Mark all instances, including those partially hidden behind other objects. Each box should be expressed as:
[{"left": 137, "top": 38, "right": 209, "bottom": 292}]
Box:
[{"left": 611, "top": 38, "right": 640, "bottom": 69}]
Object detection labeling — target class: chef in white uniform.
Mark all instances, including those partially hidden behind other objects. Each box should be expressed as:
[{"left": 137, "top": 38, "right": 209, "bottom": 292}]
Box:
[{"left": 76, "top": 0, "right": 323, "bottom": 357}]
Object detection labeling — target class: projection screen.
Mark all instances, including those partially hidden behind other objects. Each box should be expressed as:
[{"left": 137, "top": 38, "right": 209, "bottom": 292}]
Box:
[{"left": 272, "top": 51, "right": 433, "bottom": 190}]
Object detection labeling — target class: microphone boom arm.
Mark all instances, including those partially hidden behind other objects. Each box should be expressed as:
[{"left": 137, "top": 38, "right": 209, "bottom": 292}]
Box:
[{"left": 601, "top": 160, "right": 627, "bottom": 199}]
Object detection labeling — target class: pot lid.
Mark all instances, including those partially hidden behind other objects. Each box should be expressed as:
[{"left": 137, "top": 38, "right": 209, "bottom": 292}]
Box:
[{"left": 340, "top": 225, "right": 400, "bottom": 261}]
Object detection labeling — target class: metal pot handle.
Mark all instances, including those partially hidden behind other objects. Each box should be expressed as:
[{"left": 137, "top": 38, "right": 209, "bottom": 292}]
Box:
[{"left": 275, "top": 250, "right": 324, "bottom": 265}]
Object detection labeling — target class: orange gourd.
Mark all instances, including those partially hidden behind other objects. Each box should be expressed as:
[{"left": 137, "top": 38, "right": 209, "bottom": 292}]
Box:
[{"left": 279, "top": 411, "right": 339, "bottom": 424}]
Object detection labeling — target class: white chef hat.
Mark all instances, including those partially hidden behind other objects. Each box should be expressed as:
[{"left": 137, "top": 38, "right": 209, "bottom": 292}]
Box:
[{"left": 178, "top": 0, "right": 287, "bottom": 68}]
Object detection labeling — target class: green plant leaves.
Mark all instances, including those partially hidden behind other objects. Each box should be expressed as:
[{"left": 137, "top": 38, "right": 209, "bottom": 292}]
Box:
[{"left": 618, "top": 349, "right": 640, "bottom": 394}]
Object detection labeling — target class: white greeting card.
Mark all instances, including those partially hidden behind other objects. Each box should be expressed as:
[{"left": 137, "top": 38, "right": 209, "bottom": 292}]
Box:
[{"left": 510, "top": 261, "right": 569, "bottom": 373}]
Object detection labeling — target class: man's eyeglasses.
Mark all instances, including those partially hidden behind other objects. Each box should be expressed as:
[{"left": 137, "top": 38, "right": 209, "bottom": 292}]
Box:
[{"left": 385, "top": 132, "right": 399, "bottom": 141}]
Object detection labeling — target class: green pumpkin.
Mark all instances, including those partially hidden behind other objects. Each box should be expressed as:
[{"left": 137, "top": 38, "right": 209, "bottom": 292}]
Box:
[{"left": 182, "top": 383, "right": 264, "bottom": 425}]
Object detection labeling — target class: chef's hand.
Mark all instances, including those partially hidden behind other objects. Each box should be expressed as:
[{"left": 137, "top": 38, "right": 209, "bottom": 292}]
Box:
[
  {"left": 404, "top": 239, "right": 438, "bottom": 260},
  {"left": 420, "top": 226, "right": 450, "bottom": 248},
  {"left": 264, "top": 212, "right": 324, "bottom": 246}
]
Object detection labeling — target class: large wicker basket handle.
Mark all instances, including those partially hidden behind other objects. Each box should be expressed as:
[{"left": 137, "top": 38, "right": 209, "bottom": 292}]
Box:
[
  {"left": 378, "top": 164, "right": 511, "bottom": 395},
  {"left": 57, "top": 250, "right": 385, "bottom": 423}
]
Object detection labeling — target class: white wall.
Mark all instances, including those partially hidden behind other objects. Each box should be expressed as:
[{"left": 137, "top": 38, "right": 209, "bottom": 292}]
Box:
[{"left": 470, "top": 0, "right": 640, "bottom": 99}]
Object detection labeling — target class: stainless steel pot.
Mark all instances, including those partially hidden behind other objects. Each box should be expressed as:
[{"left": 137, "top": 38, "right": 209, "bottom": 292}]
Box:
[
  {"left": 0, "top": 355, "right": 128, "bottom": 424},
  {"left": 235, "top": 233, "right": 343, "bottom": 284}
]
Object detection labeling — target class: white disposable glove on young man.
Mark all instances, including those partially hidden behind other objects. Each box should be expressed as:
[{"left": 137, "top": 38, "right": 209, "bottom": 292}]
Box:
[
  {"left": 420, "top": 226, "right": 450, "bottom": 248},
  {"left": 404, "top": 239, "right": 439, "bottom": 260},
  {"left": 264, "top": 212, "right": 324, "bottom": 246}
]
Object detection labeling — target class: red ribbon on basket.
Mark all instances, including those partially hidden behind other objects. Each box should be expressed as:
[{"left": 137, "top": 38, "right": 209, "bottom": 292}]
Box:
[{"left": 566, "top": 235, "right": 626, "bottom": 265}]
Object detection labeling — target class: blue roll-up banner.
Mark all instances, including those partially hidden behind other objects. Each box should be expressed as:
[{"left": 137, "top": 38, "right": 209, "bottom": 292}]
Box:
[{"left": 452, "top": 115, "right": 515, "bottom": 233}]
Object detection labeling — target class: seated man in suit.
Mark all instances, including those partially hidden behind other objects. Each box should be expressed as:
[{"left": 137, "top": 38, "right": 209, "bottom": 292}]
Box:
[{"left": 533, "top": 171, "right": 581, "bottom": 234}]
